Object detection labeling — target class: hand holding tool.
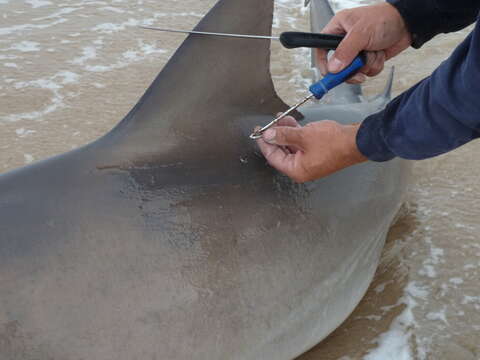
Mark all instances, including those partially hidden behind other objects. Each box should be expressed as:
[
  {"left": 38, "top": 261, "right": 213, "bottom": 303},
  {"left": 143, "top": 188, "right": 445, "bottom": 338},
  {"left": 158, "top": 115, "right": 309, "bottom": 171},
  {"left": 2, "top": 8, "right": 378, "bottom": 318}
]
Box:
[{"left": 249, "top": 55, "right": 366, "bottom": 139}]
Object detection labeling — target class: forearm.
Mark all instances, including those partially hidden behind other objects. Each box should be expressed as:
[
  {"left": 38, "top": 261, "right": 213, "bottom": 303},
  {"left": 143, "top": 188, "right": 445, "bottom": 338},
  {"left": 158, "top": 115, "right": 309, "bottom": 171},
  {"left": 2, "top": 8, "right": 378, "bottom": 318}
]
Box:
[
  {"left": 388, "top": 0, "right": 480, "bottom": 48},
  {"left": 357, "top": 19, "right": 480, "bottom": 161}
]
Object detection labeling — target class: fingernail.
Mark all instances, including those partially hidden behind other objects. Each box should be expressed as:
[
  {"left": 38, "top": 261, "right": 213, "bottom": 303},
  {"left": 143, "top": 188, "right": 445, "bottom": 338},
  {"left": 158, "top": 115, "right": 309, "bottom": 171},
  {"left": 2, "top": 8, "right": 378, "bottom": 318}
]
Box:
[
  {"left": 264, "top": 129, "right": 276, "bottom": 144},
  {"left": 328, "top": 58, "right": 344, "bottom": 73}
]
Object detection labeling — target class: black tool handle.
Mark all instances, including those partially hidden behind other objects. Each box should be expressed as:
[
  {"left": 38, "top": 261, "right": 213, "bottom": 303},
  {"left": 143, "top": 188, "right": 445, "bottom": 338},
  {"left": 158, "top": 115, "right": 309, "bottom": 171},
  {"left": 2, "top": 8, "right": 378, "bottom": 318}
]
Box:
[{"left": 279, "top": 31, "right": 344, "bottom": 50}]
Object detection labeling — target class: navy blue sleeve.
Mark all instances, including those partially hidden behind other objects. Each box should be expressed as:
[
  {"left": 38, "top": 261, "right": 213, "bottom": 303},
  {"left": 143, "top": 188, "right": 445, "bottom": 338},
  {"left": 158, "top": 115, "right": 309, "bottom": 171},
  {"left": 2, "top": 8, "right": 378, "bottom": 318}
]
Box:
[
  {"left": 356, "top": 18, "right": 480, "bottom": 162},
  {"left": 387, "top": 0, "right": 480, "bottom": 48}
]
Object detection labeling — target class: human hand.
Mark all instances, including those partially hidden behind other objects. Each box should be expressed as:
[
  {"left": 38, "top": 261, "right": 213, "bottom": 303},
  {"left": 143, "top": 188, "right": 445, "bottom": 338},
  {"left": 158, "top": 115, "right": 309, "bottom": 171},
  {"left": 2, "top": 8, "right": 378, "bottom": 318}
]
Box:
[
  {"left": 317, "top": 2, "right": 412, "bottom": 84},
  {"left": 255, "top": 116, "right": 367, "bottom": 183}
]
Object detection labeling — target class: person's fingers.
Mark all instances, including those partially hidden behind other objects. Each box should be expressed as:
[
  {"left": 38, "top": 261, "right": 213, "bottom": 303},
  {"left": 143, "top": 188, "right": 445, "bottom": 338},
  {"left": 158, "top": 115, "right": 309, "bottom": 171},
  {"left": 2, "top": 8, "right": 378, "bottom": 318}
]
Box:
[
  {"left": 346, "top": 73, "right": 367, "bottom": 84},
  {"left": 360, "top": 51, "right": 376, "bottom": 76},
  {"left": 364, "top": 50, "right": 385, "bottom": 77},
  {"left": 343, "top": 50, "right": 385, "bottom": 84},
  {"left": 320, "top": 15, "right": 348, "bottom": 75},
  {"left": 256, "top": 136, "right": 288, "bottom": 158},
  {"left": 328, "top": 29, "right": 369, "bottom": 73},
  {"left": 274, "top": 115, "right": 302, "bottom": 153},
  {"left": 384, "top": 36, "right": 411, "bottom": 60},
  {"left": 321, "top": 14, "right": 348, "bottom": 37},
  {"left": 275, "top": 115, "right": 301, "bottom": 128},
  {"left": 256, "top": 138, "right": 305, "bottom": 182},
  {"left": 256, "top": 137, "right": 296, "bottom": 169},
  {"left": 316, "top": 49, "right": 329, "bottom": 76},
  {"left": 262, "top": 126, "right": 306, "bottom": 150}
]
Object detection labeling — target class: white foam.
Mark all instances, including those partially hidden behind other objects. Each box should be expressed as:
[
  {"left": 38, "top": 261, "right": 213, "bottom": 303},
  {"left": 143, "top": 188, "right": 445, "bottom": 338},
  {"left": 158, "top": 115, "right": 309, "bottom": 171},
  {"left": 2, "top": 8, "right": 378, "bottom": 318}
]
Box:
[
  {"left": 363, "top": 279, "right": 438, "bottom": 360},
  {"left": 84, "top": 41, "right": 166, "bottom": 73},
  {"left": 10, "top": 41, "right": 41, "bottom": 52},
  {"left": 461, "top": 295, "right": 480, "bottom": 305},
  {"left": 363, "top": 298, "right": 415, "bottom": 360},
  {"left": 33, "top": 7, "right": 78, "bottom": 21},
  {"left": 153, "top": 12, "right": 203, "bottom": 19},
  {"left": 405, "top": 281, "right": 429, "bottom": 299},
  {"left": 85, "top": 64, "right": 118, "bottom": 72},
  {"left": 3, "top": 62, "right": 18, "bottom": 68},
  {"left": 100, "top": 6, "right": 125, "bottom": 14},
  {"left": 374, "top": 283, "right": 386, "bottom": 293},
  {"left": 70, "top": 46, "right": 97, "bottom": 65},
  {"left": 417, "top": 238, "right": 444, "bottom": 278},
  {"left": 449, "top": 277, "right": 463, "bottom": 285},
  {"left": 0, "top": 54, "right": 18, "bottom": 60},
  {"left": 26, "top": 0, "right": 52, "bottom": 8},
  {"left": 139, "top": 41, "right": 167, "bottom": 55},
  {"left": 329, "top": 0, "right": 364, "bottom": 11},
  {"left": 24, "top": 154, "right": 34, "bottom": 163},
  {"left": 16, "top": 128, "right": 36, "bottom": 137},
  {"left": 418, "top": 265, "right": 436, "bottom": 278},
  {"left": 0, "top": 19, "right": 67, "bottom": 36},
  {"left": 122, "top": 50, "right": 139, "bottom": 60},
  {"left": 1, "top": 71, "right": 79, "bottom": 122},
  {"left": 425, "top": 308, "right": 448, "bottom": 324},
  {"left": 92, "top": 18, "right": 140, "bottom": 33},
  {"left": 57, "top": 71, "right": 79, "bottom": 84}
]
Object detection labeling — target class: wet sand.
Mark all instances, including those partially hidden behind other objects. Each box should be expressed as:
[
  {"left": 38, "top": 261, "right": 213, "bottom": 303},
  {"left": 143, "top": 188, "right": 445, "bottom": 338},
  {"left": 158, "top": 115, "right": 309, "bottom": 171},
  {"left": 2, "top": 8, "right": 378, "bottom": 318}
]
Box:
[{"left": 1, "top": 0, "right": 479, "bottom": 359}]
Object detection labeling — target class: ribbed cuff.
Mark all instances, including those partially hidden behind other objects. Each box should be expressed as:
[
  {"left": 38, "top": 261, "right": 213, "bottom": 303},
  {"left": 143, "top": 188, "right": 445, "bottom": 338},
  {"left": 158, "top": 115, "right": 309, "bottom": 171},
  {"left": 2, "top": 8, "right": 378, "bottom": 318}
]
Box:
[
  {"left": 356, "top": 111, "right": 396, "bottom": 162},
  {"left": 387, "top": 0, "right": 439, "bottom": 48}
]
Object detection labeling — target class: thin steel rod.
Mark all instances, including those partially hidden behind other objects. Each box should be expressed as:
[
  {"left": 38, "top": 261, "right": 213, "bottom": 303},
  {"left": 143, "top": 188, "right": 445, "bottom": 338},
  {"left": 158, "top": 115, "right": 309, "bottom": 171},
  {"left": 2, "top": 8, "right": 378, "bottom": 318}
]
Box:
[
  {"left": 139, "top": 26, "right": 280, "bottom": 41},
  {"left": 249, "top": 94, "right": 314, "bottom": 140}
]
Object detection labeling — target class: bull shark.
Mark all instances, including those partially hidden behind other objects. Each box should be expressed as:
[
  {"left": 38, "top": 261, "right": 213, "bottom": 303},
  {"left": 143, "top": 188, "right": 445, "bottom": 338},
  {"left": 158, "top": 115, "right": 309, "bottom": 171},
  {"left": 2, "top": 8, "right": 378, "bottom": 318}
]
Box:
[{"left": 0, "top": 0, "right": 409, "bottom": 358}]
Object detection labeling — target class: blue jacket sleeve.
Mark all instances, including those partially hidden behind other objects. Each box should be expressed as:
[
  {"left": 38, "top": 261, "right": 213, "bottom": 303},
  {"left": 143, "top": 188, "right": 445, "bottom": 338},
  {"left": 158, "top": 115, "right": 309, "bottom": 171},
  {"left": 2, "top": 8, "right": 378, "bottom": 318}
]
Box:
[
  {"left": 356, "top": 18, "right": 480, "bottom": 162},
  {"left": 387, "top": 0, "right": 480, "bottom": 48}
]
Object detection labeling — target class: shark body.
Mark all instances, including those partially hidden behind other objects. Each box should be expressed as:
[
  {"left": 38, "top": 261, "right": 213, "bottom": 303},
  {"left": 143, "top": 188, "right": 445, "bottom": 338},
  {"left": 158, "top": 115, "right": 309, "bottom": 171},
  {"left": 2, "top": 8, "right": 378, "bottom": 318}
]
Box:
[{"left": 0, "top": 0, "right": 409, "bottom": 358}]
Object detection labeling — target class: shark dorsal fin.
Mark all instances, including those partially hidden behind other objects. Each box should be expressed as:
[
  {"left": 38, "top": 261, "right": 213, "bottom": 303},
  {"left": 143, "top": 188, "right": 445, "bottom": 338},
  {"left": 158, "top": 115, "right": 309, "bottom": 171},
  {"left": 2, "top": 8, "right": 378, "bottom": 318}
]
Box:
[{"left": 102, "top": 0, "right": 289, "bottom": 161}]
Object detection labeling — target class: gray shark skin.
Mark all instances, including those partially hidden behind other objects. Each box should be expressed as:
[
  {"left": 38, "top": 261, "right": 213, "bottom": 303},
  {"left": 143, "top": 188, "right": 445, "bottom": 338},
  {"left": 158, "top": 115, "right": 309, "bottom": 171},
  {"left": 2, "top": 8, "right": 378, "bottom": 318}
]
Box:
[{"left": 0, "top": 0, "right": 409, "bottom": 359}]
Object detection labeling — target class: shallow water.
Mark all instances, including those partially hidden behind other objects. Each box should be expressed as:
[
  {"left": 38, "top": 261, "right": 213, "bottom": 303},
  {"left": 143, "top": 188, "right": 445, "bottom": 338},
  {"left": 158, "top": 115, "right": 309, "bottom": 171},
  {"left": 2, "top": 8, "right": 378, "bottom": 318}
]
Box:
[{"left": 1, "top": 0, "right": 479, "bottom": 359}]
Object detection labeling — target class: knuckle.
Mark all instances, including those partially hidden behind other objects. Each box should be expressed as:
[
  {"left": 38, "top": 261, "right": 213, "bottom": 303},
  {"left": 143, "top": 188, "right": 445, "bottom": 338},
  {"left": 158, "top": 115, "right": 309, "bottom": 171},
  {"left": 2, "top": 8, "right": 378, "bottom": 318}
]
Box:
[
  {"left": 290, "top": 130, "right": 304, "bottom": 144},
  {"left": 275, "top": 130, "right": 286, "bottom": 143},
  {"left": 338, "top": 9, "right": 354, "bottom": 24},
  {"left": 336, "top": 9, "right": 347, "bottom": 19}
]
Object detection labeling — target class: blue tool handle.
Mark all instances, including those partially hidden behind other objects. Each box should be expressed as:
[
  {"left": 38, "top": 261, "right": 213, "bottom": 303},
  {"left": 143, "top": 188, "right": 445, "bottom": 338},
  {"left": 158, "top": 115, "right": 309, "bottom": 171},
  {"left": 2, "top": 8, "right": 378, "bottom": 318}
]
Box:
[{"left": 309, "top": 55, "right": 366, "bottom": 99}]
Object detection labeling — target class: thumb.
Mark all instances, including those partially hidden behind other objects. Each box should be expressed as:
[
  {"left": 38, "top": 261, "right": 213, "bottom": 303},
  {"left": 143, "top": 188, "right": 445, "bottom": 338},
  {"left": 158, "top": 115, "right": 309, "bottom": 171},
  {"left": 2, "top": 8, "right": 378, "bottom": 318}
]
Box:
[
  {"left": 328, "top": 30, "right": 368, "bottom": 73},
  {"left": 263, "top": 126, "right": 306, "bottom": 149}
]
